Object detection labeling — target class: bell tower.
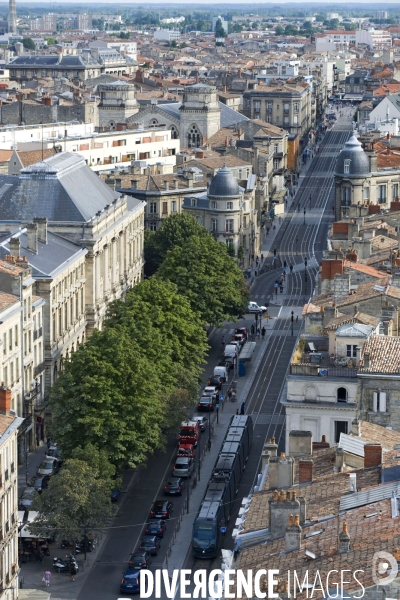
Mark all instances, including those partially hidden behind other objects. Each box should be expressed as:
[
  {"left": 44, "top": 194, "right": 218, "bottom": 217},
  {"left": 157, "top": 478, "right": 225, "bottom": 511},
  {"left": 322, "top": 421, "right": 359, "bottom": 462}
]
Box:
[{"left": 180, "top": 83, "right": 221, "bottom": 148}]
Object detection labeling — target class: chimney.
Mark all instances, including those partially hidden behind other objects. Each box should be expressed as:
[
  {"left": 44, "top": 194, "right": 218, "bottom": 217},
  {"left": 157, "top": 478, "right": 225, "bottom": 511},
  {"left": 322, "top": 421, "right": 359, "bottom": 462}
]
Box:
[
  {"left": 174, "top": 179, "right": 179, "bottom": 189},
  {"left": 298, "top": 459, "right": 313, "bottom": 484},
  {"left": 9, "top": 236, "right": 20, "bottom": 258},
  {"left": 339, "top": 521, "right": 350, "bottom": 554},
  {"left": 285, "top": 514, "right": 302, "bottom": 552},
  {"left": 363, "top": 352, "right": 370, "bottom": 369},
  {"left": 313, "top": 434, "right": 330, "bottom": 451},
  {"left": 26, "top": 223, "right": 38, "bottom": 254},
  {"left": 0, "top": 386, "right": 11, "bottom": 414},
  {"left": 264, "top": 438, "right": 278, "bottom": 457},
  {"left": 335, "top": 447, "right": 345, "bottom": 471},
  {"left": 164, "top": 180, "right": 169, "bottom": 191},
  {"left": 364, "top": 443, "right": 382, "bottom": 468},
  {"left": 288, "top": 431, "right": 313, "bottom": 457},
  {"left": 351, "top": 418, "right": 360, "bottom": 436},
  {"left": 33, "top": 217, "right": 48, "bottom": 244},
  {"left": 268, "top": 453, "right": 295, "bottom": 489},
  {"left": 269, "top": 491, "right": 301, "bottom": 537}
]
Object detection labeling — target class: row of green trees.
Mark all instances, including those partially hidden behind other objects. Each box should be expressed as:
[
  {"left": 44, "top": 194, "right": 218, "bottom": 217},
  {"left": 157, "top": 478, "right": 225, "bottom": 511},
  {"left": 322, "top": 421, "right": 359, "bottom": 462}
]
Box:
[{"left": 32, "top": 214, "right": 248, "bottom": 542}]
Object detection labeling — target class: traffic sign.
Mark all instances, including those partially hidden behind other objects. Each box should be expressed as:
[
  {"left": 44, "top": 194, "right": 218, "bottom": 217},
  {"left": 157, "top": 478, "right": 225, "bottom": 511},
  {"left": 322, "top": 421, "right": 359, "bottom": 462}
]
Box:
[
  {"left": 220, "top": 526, "right": 227, "bottom": 533},
  {"left": 215, "top": 404, "right": 220, "bottom": 409},
  {"left": 219, "top": 396, "right": 224, "bottom": 401}
]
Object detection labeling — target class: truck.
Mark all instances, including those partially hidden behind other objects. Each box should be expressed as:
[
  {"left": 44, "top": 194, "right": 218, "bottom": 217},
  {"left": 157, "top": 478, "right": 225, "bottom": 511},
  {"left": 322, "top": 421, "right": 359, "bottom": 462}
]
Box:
[{"left": 179, "top": 420, "right": 200, "bottom": 447}]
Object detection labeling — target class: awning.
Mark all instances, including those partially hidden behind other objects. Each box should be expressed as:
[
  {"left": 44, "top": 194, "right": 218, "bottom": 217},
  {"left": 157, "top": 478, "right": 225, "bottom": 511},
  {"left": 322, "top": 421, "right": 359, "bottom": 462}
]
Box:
[{"left": 343, "top": 93, "right": 364, "bottom": 101}]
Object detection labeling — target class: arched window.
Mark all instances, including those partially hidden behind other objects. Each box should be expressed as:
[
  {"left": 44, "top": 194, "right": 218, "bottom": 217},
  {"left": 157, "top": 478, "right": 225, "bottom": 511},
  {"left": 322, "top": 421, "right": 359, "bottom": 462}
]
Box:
[
  {"left": 170, "top": 125, "right": 178, "bottom": 139},
  {"left": 109, "top": 121, "right": 116, "bottom": 131},
  {"left": 342, "top": 186, "right": 351, "bottom": 206},
  {"left": 337, "top": 387, "right": 348, "bottom": 402},
  {"left": 188, "top": 124, "right": 201, "bottom": 148},
  {"left": 150, "top": 118, "right": 158, "bottom": 127}
]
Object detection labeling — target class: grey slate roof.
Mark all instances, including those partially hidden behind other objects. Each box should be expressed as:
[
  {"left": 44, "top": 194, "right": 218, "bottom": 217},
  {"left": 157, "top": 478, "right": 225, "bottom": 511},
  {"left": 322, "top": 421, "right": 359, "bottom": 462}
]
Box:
[
  {"left": 208, "top": 165, "right": 241, "bottom": 198},
  {"left": 7, "top": 54, "right": 100, "bottom": 68},
  {"left": 0, "top": 152, "right": 120, "bottom": 223},
  {"left": 0, "top": 230, "right": 86, "bottom": 278},
  {"left": 335, "top": 133, "right": 371, "bottom": 177},
  {"left": 156, "top": 102, "right": 248, "bottom": 127}
]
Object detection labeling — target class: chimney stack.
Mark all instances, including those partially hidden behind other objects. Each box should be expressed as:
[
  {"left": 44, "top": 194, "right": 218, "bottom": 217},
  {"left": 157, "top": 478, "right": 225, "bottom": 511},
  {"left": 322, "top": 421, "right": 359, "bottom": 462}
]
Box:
[
  {"left": 269, "top": 489, "right": 301, "bottom": 537},
  {"left": 26, "top": 223, "right": 38, "bottom": 254},
  {"left": 351, "top": 418, "right": 360, "bottom": 436},
  {"left": 289, "top": 430, "right": 313, "bottom": 456},
  {"left": 335, "top": 447, "right": 345, "bottom": 471},
  {"left": 363, "top": 352, "right": 370, "bottom": 369},
  {"left": 339, "top": 521, "right": 350, "bottom": 554},
  {"left": 268, "top": 453, "right": 295, "bottom": 489},
  {"left": 298, "top": 459, "right": 313, "bottom": 484},
  {"left": 33, "top": 217, "right": 48, "bottom": 244},
  {"left": 9, "top": 236, "right": 20, "bottom": 258},
  {"left": 364, "top": 443, "right": 382, "bottom": 468},
  {"left": 0, "top": 386, "right": 12, "bottom": 414},
  {"left": 285, "top": 514, "right": 302, "bottom": 552}
]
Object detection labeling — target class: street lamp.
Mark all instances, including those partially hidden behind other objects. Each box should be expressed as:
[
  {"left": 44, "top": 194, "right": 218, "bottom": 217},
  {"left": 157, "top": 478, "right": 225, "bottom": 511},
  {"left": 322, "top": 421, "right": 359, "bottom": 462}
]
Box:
[{"left": 291, "top": 310, "right": 294, "bottom": 336}]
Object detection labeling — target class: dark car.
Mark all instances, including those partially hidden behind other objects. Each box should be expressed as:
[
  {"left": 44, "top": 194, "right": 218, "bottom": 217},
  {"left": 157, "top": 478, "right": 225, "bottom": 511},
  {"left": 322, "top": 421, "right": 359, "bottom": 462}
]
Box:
[
  {"left": 191, "top": 416, "right": 207, "bottom": 432},
  {"left": 32, "top": 476, "right": 50, "bottom": 493},
  {"left": 225, "top": 356, "right": 235, "bottom": 370},
  {"left": 150, "top": 500, "right": 173, "bottom": 520},
  {"left": 120, "top": 569, "right": 141, "bottom": 594},
  {"left": 111, "top": 488, "right": 120, "bottom": 503},
  {"left": 164, "top": 477, "right": 185, "bottom": 496},
  {"left": 138, "top": 535, "right": 161, "bottom": 556},
  {"left": 128, "top": 550, "right": 152, "bottom": 570},
  {"left": 207, "top": 375, "right": 223, "bottom": 390},
  {"left": 197, "top": 395, "right": 215, "bottom": 411},
  {"left": 145, "top": 519, "right": 166, "bottom": 538}
]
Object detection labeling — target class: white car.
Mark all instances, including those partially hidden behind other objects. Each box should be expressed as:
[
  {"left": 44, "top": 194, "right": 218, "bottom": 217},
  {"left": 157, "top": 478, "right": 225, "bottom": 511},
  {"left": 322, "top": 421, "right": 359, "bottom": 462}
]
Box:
[
  {"left": 37, "top": 458, "right": 58, "bottom": 477},
  {"left": 173, "top": 457, "right": 194, "bottom": 478},
  {"left": 247, "top": 302, "right": 267, "bottom": 313}
]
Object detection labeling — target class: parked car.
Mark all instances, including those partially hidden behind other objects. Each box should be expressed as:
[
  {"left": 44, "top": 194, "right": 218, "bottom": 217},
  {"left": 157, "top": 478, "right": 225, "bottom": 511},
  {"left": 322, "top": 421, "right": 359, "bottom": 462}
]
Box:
[
  {"left": 213, "top": 365, "right": 228, "bottom": 382},
  {"left": 177, "top": 444, "right": 195, "bottom": 458},
  {"left": 191, "top": 416, "right": 207, "bottom": 432},
  {"left": 173, "top": 456, "right": 194, "bottom": 478},
  {"left": 232, "top": 333, "right": 245, "bottom": 348},
  {"left": 235, "top": 327, "right": 248, "bottom": 341},
  {"left": 149, "top": 500, "right": 173, "bottom": 520},
  {"left": 202, "top": 385, "right": 219, "bottom": 399},
  {"left": 128, "top": 551, "right": 152, "bottom": 570},
  {"left": 120, "top": 569, "right": 141, "bottom": 594},
  {"left": 111, "top": 488, "right": 120, "bottom": 503},
  {"left": 19, "top": 487, "right": 37, "bottom": 508},
  {"left": 138, "top": 535, "right": 161, "bottom": 556},
  {"left": 198, "top": 395, "right": 216, "bottom": 411},
  {"left": 46, "top": 447, "right": 63, "bottom": 466},
  {"left": 207, "top": 374, "right": 223, "bottom": 390},
  {"left": 145, "top": 519, "right": 166, "bottom": 538},
  {"left": 32, "top": 476, "right": 50, "bottom": 493},
  {"left": 37, "top": 458, "right": 58, "bottom": 477},
  {"left": 164, "top": 478, "right": 185, "bottom": 496}
]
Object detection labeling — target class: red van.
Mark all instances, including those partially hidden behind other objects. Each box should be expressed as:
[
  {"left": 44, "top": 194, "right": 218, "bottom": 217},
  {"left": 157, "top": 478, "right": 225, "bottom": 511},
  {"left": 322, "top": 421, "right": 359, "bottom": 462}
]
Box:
[{"left": 178, "top": 420, "right": 200, "bottom": 448}]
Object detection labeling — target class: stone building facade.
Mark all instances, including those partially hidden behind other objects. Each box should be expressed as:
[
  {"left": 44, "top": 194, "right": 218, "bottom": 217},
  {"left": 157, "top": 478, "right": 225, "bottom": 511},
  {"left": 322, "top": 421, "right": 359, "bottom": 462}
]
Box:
[
  {"left": 0, "top": 96, "right": 98, "bottom": 127},
  {"left": 98, "top": 81, "right": 139, "bottom": 129}
]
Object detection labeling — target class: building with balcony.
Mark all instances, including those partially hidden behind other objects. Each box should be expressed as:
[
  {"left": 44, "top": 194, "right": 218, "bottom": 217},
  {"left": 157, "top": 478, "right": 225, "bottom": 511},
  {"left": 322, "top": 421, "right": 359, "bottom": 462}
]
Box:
[
  {"left": 182, "top": 165, "right": 260, "bottom": 260},
  {"left": 242, "top": 82, "right": 312, "bottom": 146},
  {"left": 0, "top": 388, "right": 23, "bottom": 599}
]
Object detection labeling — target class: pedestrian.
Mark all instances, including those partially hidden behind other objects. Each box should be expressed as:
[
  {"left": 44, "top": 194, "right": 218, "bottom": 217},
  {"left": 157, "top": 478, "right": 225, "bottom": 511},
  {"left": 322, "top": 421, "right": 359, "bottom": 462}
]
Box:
[
  {"left": 251, "top": 253, "right": 254, "bottom": 261},
  {"left": 255, "top": 270, "right": 258, "bottom": 277},
  {"left": 290, "top": 264, "right": 293, "bottom": 274},
  {"left": 240, "top": 402, "right": 245, "bottom": 415},
  {"left": 251, "top": 323, "right": 255, "bottom": 335},
  {"left": 44, "top": 570, "right": 51, "bottom": 587},
  {"left": 221, "top": 335, "right": 225, "bottom": 348},
  {"left": 256, "top": 259, "right": 259, "bottom": 268},
  {"left": 70, "top": 562, "right": 77, "bottom": 582},
  {"left": 273, "top": 225, "right": 276, "bottom": 232},
  {"left": 256, "top": 328, "right": 260, "bottom": 339},
  {"left": 261, "top": 327, "right": 266, "bottom": 340},
  {"left": 227, "top": 389, "right": 232, "bottom": 401},
  {"left": 236, "top": 409, "right": 239, "bottom": 415},
  {"left": 261, "top": 253, "right": 264, "bottom": 261}
]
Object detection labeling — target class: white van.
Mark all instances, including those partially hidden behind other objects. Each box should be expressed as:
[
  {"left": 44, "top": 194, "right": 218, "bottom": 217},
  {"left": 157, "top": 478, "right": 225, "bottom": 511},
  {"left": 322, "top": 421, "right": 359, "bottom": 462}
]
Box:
[
  {"left": 248, "top": 301, "right": 267, "bottom": 313},
  {"left": 224, "top": 344, "right": 237, "bottom": 359},
  {"left": 214, "top": 366, "right": 228, "bottom": 382}
]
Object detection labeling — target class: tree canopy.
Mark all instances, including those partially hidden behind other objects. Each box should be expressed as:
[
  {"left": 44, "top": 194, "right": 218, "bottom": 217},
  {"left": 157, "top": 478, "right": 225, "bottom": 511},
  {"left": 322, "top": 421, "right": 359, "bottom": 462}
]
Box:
[
  {"left": 215, "top": 17, "right": 226, "bottom": 38},
  {"left": 144, "top": 213, "right": 209, "bottom": 276},
  {"left": 49, "top": 278, "right": 208, "bottom": 467},
  {"left": 22, "top": 38, "right": 35, "bottom": 50},
  {"left": 31, "top": 445, "right": 114, "bottom": 543},
  {"left": 157, "top": 234, "right": 249, "bottom": 325}
]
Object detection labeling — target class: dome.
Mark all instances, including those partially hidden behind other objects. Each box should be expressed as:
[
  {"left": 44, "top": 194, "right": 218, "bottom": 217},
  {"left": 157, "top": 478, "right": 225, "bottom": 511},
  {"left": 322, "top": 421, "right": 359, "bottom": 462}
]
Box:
[
  {"left": 208, "top": 166, "right": 240, "bottom": 197},
  {"left": 335, "top": 132, "right": 370, "bottom": 177}
]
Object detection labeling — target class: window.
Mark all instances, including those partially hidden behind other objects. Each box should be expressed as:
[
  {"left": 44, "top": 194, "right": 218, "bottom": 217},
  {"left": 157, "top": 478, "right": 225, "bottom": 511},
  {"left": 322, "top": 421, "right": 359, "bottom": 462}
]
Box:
[
  {"left": 334, "top": 420, "right": 348, "bottom": 443},
  {"left": 344, "top": 159, "right": 350, "bottom": 174},
  {"left": 342, "top": 186, "right": 351, "bottom": 206},
  {"left": 293, "top": 115, "right": 298, "bottom": 125},
  {"left": 276, "top": 116, "right": 279, "bottom": 123},
  {"left": 227, "top": 201, "right": 233, "bottom": 210},
  {"left": 346, "top": 344, "right": 357, "bottom": 358},
  {"left": 191, "top": 198, "right": 196, "bottom": 207},
  {"left": 284, "top": 103, "right": 289, "bottom": 115},
  {"left": 363, "top": 187, "right": 369, "bottom": 200},
  {"left": 149, "top": 223, "right": 157, "bottom": 231},
  {"left": 274, "top": 143, "right": 279, "bottom": 154},
  {"left": 15, "top": 325, "right": 18, "bottom": 347},
  {"left": 149, "top": 202, "right": 157, "bottom": 214},
  {"left": 212, "top": 201, "right": 217, "bottom": 209},
  {"left": 3, "top": 333, "right": 6, "bottom": 355},
  {"left": 337, "top": 387, "right": 348, "bottom": 402},
  {"left": 378, "top": 184, "right": 386, "bottom": 204},
  {"left": 211, "top": 218, "right": 217, "bottom": 232},
  {"left": 373, "top": 391, "right": 387, "bottom": 412},
  {"left": 294, "top": 102, "right": 299, "bottom": 113},
  {"left": 393, "top": 183, "right": 399, "bottom": 200},
  {"left": 226, "top": 219, "right": 234, "bottom": 233},
  {"left": 171, "top": 201, "right": 177, "bottom": 212},
  {"left": 188, "top": 124, "right": 201, "bottom": 148},
  {"left": 284, "top": 116, "right": 289, "bottom": 126},
  {"left": 266, "top": 101, "right": 272, "bottom": 112},
  {"left": 274, "top": 159, "right": 279, "bottom": 170},
  {"left": 162, "top": 202, "right": 168, "bottom": 215},
  {"left": 266, "top": 114, "right": 272, "bottom": 123},
  {"left": 243, "top": 216, "right": 247, "bottom": 229}
]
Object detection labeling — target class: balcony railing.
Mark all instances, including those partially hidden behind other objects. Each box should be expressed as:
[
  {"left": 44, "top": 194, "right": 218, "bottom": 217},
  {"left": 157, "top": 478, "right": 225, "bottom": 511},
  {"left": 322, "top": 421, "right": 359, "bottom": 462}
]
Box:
[{"left": 290, "top": 363, "right": 358, "bottom": 378}]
